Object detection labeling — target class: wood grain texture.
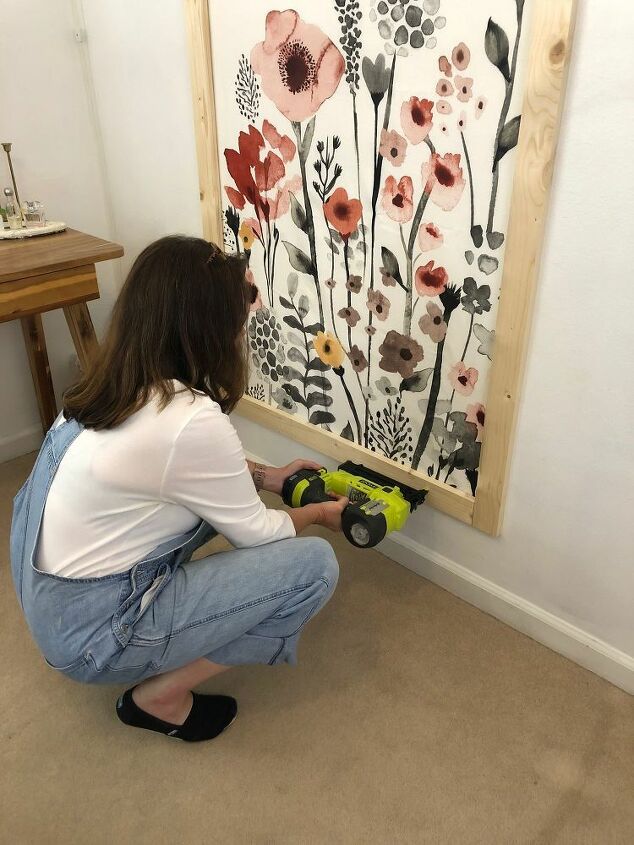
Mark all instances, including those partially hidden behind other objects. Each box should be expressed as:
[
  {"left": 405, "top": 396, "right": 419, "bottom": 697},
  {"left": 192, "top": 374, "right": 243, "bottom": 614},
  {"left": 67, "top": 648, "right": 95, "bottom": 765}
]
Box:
[
  {"left": 0, "top": 264, "right": 98, "bottom": 322},
  {"left": 64, "top": 303, "right": 99, "bottom": 371},
  {"left": 20, "top": 314, "right": 57, "bottom": 433},
  {"left": 237, "top": 396, "right": 475, "bottom": 525},
  {"left": 184, "top": 0, "right": 224, "bottom": 245},
  {"left": 473, "top": 0, "right": 578, "bottom": 536},
  {"left": 0, "top": 229, "right": 122, "bottom": 284}
]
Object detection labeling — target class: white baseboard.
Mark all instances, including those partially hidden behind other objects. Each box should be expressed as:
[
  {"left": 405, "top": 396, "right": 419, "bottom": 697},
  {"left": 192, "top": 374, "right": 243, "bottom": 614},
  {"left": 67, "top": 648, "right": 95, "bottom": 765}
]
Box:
[
  {"left": 0, "top": 425, "right": 43, "bottom": 464},
  {"left": 379, "top": 531, "right": 634, "bottom": 695}
]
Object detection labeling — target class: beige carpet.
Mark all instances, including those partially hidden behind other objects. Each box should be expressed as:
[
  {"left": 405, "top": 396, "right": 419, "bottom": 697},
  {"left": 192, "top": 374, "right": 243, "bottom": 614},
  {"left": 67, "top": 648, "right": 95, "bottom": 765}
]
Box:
[{"left": 1, "top": 452, "right": 633, "bottom": 845}]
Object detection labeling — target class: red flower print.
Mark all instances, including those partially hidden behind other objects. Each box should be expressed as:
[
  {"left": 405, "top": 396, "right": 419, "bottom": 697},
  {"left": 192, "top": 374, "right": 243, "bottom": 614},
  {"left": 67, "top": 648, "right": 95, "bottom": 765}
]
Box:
[
  {"left": 452, "top": 42, "right": 471, "bottom": 71},
  {"left": 415, "top": 261, "right": 449, "bottom": 296},
  {"left": 251, "top": 10, "right": 344, "bottom": 123},
  {"left": 400, "top": 97, "right": 434, "bottom": 145},
  {"left": 418, "top": 222, "right": 444, "bottom": 252},
  {"left": 379, "top": 129, "right": 407, "bottom": 167},
  {"left": 224, "top": 121, "right": 299, "bottom": 225},
  {"left": 449, "top": 362, "right": 479, "bottom": 396},
  {"left": 466, "top": 403, "right": 486, "bottom": 441},
  {"left": 381, "top": 175, "right": 413, "bottom": 224},
  {"left": 455, "top": 76, "right": 474, "bottom": 103},
  {"left": 421, "top": 153, "right": 465, "bottom": 212},
  {"left": 323, "top": 187, "right": 363, "bottom": 239}
]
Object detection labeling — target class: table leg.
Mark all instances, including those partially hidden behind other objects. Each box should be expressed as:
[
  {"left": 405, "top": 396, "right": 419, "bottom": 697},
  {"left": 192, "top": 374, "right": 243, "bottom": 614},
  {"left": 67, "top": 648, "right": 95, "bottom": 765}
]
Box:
[
  {"left": 64, "top": 302, "right": 99, "bottom": 371},
  {"left": 20, "top": 314, "right": 58, "bottom": 434}
]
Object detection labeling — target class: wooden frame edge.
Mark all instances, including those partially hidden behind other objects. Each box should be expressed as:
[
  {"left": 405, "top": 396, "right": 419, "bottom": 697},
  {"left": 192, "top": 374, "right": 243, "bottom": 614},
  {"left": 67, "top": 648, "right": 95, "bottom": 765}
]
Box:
[
  {"left": 184, "top": 0, "right": 576, "bottom": 535},
  {"left": 472, "top": 0, "right": 578, "bottom": 536}
]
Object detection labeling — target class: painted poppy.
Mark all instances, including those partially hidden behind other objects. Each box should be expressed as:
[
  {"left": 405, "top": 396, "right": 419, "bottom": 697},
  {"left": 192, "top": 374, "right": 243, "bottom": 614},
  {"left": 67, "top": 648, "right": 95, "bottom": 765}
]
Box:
[
  {"left": 415, "top": 261, "right": 449, "bottom": 296},
  {"left": 400, "top": 96, "right": 434, "bottom": 145},
  {"left": 251, "top": 10, "right": 344, "bottom": 122},
  {"left": 421, "top": 153, "right": 465, "bottom": 212},
  {"left": 418, "top": 222, "right": 444, "bottom": 252},
  {"left": 449, "top": 362, "right": 479, "bottom": 396},
  {"left": 378, "top": 331, "right": 424, "bottom": 379},
  {"left": 324, "top": 187, "right": 363, "bottom": 239},
  {"left": 418, "top": 301, "right": 447, "bottom": 342},
  {"left": 379, "top": 129, "right": 407, "bottom": 167},
  {"left": 381, "top": 175, "right": 414, "bottom": 224},
  {"left": 466, "top": 403, "right": 486, "bottom": 441}
]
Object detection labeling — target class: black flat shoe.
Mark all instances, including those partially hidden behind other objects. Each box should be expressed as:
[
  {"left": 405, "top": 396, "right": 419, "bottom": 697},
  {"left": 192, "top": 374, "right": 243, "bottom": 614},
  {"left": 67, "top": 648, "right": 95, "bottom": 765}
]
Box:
[{"left": 116, "top": 687, "right": 237, "bottom": 742}]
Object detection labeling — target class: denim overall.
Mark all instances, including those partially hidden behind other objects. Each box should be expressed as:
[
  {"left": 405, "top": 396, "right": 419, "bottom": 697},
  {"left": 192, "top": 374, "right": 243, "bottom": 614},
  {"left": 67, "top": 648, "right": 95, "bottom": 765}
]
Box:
[{"left": 10, "top": 416, "right": 339, "bottom": 686}]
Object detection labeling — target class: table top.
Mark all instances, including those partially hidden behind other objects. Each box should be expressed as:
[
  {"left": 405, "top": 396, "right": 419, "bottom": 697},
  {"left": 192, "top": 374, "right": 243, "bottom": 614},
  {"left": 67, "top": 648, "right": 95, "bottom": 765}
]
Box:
[{"left": 0, "top": 228, "right": 124, "bottom": 284}]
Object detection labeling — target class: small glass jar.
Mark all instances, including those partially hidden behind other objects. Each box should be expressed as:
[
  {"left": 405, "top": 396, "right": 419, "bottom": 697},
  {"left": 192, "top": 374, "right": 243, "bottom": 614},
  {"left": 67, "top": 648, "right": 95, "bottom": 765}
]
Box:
[
  {"left": 3, "top": 187, "right": 23, "bottom": 229},
  {"left": 22, "top": 200, "right": 46, "bottom": 228}
]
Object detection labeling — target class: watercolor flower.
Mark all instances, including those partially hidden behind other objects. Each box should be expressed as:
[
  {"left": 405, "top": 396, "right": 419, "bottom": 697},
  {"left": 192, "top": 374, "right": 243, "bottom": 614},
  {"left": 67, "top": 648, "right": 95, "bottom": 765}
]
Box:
[
  {"left": 419, "top": 301, "right": 447, "bottom": 343},
  {"left": 323, "top": 187, "right": 363, "bottom": 239},
  {"left": 449, "top": 361, "right": 479, "bottom": 396},
  {"left": 346, "top": 275, "right": 362, "bottom": 293},
  {"left": 418, "top": 222, "right": 444, "bottom": 251},
  {"left": 250, "top": 10, "right": 344, "bottom": 123},
  {"left": 239, "top": 221, "right": 256, "bottom": 250},
  {"left": 466, "top": 402, "right": 486, "bottom": 442},
  {"left": 436, "top": 100, "right": 452, "bottom": 115},
  {"left": 272, "top": 387, "right": 298, "bottom": 415},
  {"left": 375, "top": 376, "right": 399, "bottom": 397},
  {"left": 364, "top": 325, "right": 377, "bottom": 336},
  {"left": 452, "top": 42, "right": 471, "bottom": 71},
  {"left": 439, "top": 55, "right": 452, "bottom": 77},
  {"left": 325, "top": 277, "right": 337, "bottom": 289},
  {"left": 421, "top": 153, "right": 465, "bottom": 211},
  {"left": 313, "top": 331, "right": 345, "bottom": 368},
  {"left": 362, "top": 53, "right": 392, "bottom": 106},
  {"left": 458, "top": 112, "right": 467, "bottom": 131},
  {"left": 367, "top": 290, "right": 391, "bottom": 321},
  {"left": 381, "top": 175, "right": 414, "bottom": 223},
  {"left": 415, "top": 261, "right": 449, "bottom": 296},
  {"left": 224, "top": 121, "right": 298, "bottom": 220},
  {"left": 338, "top": 306, "right": 361, "bottom": 327},
  {"left": 379, "top": 129, "right": 407, "bottom": 167},
  {"left": 461, "top": 277, "right": 491, "bottom": 315},
  {"left": 400, "top": 97, "right": 434, "bottom": 145},
  {"left": 379, "top": 331, "right": 424, "bottom": 379},
  {"left": 347, "top": 345, "right": 368, "bottom": 373},
  {"left": 455, "top": 76, "right": 474, "bottom": 102},
  {"left": 436, "top": 79, "right": 454, "bottom": 98},
  {"left": 362, "top": 385, "right": 377, "bottom": 401},
  {"left": 475, "top": 96, "right": 487, "bottom": 119}
]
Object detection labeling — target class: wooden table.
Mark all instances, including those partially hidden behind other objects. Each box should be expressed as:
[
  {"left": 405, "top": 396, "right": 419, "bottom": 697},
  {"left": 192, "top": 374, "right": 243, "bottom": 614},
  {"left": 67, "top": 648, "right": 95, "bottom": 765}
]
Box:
[{"left": 0, "top": 228, "right": 123, "bottom": 433}]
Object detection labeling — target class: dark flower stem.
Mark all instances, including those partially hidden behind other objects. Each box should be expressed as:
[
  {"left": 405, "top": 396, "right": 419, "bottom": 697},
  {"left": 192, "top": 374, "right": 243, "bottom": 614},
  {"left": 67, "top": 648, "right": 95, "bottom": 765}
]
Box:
[
  {"left": 292, "top": 120, "right": 324, "bottom": 327},
  {"left": 404, "top": 190, "right": 431, "bottom": 336},
  {"left": 351, "top": 89, "right": 367, "bottom": 278},
  {"left": 461, "top": 131, "right": 476, "bottom": 235},
  {"left": 364, "top": 53, "right": 398, "bottom": 446},
  {"left": 343, "top": 237, "right": 352, "bottom": 350},
  {"left": 434, "top": 311, "right": 475, "bottom": 481},
  {"left": 335, "top": 366, "right": 362, "bottom": 444},
  {"left": 412, "top": 302, "right": 457, "bottom": 470},
  {"left": 487, "top": 5, "right": 525, "bottom": 235}
]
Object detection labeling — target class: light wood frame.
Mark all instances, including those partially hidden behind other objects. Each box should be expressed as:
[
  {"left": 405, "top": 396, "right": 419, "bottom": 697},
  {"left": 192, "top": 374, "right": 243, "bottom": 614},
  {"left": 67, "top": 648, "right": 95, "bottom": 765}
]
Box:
[{"left": 184, "top": 0, "right": 577, "bottom": 535}]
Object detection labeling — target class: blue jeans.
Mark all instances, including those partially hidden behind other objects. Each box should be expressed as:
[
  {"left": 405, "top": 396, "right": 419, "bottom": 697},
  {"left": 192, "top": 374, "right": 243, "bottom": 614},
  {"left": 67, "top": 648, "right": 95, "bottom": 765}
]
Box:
[{"left": 10, "top": 417, "right": 339, "bottom": 686}]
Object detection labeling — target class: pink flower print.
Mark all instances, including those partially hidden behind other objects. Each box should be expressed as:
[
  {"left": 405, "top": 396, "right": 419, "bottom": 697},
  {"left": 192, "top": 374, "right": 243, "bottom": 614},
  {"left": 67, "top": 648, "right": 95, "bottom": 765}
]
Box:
[
  {"left": 379, "top": 129, "right": 407, "bottom": 167},
  {"left": 449, "top": 362, "right": 479, "bottom": 396},
  {"left": 421, "top": 153, "right": 465, "bottom": 212},
  {"left": 455, "top": 76, "right": 474, "bottom": 103},
  {"left": 436, "top": 79, "right": 454, "bottom": 98},
  {"left": 475, "top": 96, "right": 487, "bottom": 119},
  {"left": 439, "top": 55, "right": 452, "bottom": 77},
  {"left": 452, "top": 43, "right": 471, "bottom": 71},
  {"left": 381, "top": 175, "right": 414, "bottom": 223},
  {"left": 418, "top": 222, "right": 444, "bottom": 252},
  {"left": 437, "top": 100, "right": 453, "bottom": 115},
  {"left": 466, "top": 403, "right": 486, "bottom": 441},
  {"left": 415, "top": 260, "right": 448, "bottom": 296},
  {"left": 400, "top": 97, "right": 434, "bottom": 145}
]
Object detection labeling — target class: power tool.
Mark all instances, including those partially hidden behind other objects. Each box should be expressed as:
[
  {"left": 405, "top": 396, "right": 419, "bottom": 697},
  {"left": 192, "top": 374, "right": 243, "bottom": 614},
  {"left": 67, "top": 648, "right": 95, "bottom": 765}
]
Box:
[{"left": 282, "top": 461, "right": 427, "bottom": 548}]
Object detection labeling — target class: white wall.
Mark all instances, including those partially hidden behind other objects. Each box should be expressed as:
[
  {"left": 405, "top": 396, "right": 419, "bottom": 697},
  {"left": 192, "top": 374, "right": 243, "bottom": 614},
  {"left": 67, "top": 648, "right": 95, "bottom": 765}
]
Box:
[
  {"left": 0, "top": 0, "right": 122, "bottom": 459},
  {"left": 2, "top": 1, "right": 632, "bottom": 687}
]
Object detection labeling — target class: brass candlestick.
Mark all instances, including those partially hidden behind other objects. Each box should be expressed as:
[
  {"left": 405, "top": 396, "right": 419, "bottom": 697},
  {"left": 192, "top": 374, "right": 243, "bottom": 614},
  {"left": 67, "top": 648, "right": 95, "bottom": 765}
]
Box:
[{"left": 2, "top": 142, "right": 25, "bottom": 224}]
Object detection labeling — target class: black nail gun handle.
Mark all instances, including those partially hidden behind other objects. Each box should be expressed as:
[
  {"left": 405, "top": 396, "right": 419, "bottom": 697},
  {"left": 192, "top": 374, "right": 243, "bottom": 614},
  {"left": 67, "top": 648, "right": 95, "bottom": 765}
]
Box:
[{"left": 281, "top": 469, "right": 330, "bottom": 508}]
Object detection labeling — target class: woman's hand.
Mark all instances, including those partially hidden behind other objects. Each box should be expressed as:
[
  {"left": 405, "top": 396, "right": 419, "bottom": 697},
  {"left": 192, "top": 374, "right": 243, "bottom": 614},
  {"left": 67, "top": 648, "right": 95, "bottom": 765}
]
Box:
[
  {"left": 263, "top": 459, "right": 323, "bottom": 496},
  {"left": 315, "top": 494, "right": 349, "bottom": 532}
]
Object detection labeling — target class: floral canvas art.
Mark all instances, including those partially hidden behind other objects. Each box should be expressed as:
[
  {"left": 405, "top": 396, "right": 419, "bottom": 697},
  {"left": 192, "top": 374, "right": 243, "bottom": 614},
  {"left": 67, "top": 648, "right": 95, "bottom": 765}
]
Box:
[{"left": 210, "top": 0, "right": 531, "bottom": 495}]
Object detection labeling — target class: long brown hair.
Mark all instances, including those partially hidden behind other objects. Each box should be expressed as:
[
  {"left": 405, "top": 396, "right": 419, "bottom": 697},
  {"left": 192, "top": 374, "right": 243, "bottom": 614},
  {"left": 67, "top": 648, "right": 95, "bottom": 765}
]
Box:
[{"left": 63, "top": 236, "right": 251, "bottom": 429}]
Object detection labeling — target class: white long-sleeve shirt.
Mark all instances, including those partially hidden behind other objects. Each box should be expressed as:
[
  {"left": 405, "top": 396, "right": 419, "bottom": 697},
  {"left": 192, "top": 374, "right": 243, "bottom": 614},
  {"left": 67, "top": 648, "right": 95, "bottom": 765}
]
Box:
[{"left": 37, "top": 384, "right": 295, "bottom": 578}]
